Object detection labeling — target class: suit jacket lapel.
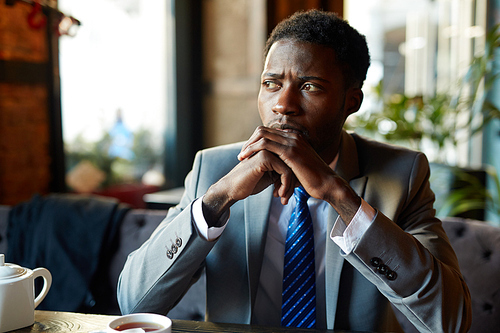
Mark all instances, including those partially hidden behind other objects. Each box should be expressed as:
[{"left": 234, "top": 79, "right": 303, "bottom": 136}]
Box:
[
  {"left": 325, "top": 131, "right": 368, "bottom": 329},
  {"left": 245, "top": 186, "right": 274, "bottom": 312}
]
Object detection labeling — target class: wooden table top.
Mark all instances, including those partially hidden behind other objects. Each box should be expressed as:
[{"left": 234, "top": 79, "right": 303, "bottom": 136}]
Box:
[{"left": 9, "top": 310, "right": 359, "bottom": 333}]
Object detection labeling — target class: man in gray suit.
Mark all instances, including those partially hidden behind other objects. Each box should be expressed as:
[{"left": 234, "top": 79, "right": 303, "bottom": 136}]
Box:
[{"left": 118, "top": 10, "right": 471, "bottom": 332}]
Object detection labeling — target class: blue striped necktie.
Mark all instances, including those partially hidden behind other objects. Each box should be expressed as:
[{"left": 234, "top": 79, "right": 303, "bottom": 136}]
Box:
[{"left": 281, "top": 186, "right": 316, "bottom": 328}]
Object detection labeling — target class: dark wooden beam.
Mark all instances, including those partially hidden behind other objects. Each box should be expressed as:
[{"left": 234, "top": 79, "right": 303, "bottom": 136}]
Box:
[
  {"left": 163, "top": 0, "right": 204, "bottom": 188},
  {"left": 0, "top": 61, "right": 48, "bottom": 84}
]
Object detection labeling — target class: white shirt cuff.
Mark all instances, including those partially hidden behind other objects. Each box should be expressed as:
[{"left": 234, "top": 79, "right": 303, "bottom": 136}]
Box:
[
  {"left": 192, "top": 195, "right": 229, "bottom": 241},
  {"left": 330, "top": 198, "right": 376, "bottom": 254}
]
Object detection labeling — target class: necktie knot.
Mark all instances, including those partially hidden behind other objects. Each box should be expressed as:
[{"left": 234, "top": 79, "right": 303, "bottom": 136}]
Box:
[{"left": 294, "top": 186, "right": 310, "bottom": 202}]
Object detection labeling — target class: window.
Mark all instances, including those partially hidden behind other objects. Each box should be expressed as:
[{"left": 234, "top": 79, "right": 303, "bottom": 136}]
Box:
[
  {"left": 345, "top": 0, "right": 488, "bottom": 166},
  {"left": 58, "top": 0, "right": 172, "bottom": 206}
]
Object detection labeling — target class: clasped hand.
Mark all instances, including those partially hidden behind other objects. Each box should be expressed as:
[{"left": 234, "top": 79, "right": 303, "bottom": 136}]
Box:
[
  {"left": 236, "top": 126, "right": 334, "bottom": 204},
  {"left": 202, "top": 126, "right": 360, "bottom": 226}
]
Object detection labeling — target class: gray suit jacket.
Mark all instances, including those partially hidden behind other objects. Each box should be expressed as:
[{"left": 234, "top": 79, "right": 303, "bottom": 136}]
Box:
[{"left": 118, "top": 131, "right": 471, "bottom": 332}]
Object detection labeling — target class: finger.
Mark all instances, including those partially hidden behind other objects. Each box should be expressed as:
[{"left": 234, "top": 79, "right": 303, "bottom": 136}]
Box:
[
  {"left": 238, "top": 126, "right": 267, "bottom": 160},
  {"left": 272, "top": 159, "right": 298, "bottom": 205},
  {"left": 278, "top": 169, "right": 292, "bottom": 198},
  {"left": 280, "top": 173, "right": 299, "bottom": 205},
  {"left": 280, "top": 183, "right": 297, "bottom": 205},
  {"left": 256, "top": 151, "right": 295, "bottom": 201},
  {"left": 273, "top": 178, "right": 280, "bottom": 198},
  {"left": 238, "top": 127, "right": 295, "bottom": 161},
  {"left": 276, "top": 179, "right": 292, "bottom": 205}
]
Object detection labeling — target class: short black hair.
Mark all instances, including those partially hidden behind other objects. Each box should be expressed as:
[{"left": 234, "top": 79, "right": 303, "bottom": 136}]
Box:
[{"left": 264, "top": 9, "right": 370, "bottom": 88}]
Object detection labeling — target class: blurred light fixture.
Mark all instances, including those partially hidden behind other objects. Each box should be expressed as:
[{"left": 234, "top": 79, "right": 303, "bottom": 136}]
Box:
[{"left": 5, "top": 0, "right": 81, "bottom": 37}]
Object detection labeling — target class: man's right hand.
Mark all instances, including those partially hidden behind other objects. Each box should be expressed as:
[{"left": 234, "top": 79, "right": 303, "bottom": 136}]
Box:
[{"left": 202, "top": 149, "right": 296, "bottom": 227}]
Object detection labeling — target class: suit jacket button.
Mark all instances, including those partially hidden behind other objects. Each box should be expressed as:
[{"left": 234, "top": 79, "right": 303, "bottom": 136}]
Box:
[
  {"left": 176, "top": 237, "right": 182, "bottom": 247},
  {"left": 386, "top": 270, "right": 397, "bottom": 281},
  {"left": 377, "top": 264, "right": 389, "bottom": 275},
  {"left": 171, "top": 244, "right": 178, "bottom": 254},
  {"left": 166, "top": 250, "right": 174, "bottom": 259},
  {"left": 370, "top": 257, "right": 382, "bottom": 267}
]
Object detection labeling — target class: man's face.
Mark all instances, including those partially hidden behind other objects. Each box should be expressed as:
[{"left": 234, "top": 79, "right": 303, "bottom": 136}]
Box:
[{"left": 258, "top": 39, "right": 362, "bottom": 163}]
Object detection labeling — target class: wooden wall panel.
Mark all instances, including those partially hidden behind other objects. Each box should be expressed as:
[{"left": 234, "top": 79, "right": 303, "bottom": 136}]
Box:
[
  {"left": 0, "top": 3, "right": 48, "bottom": 62},
  {"left": 0, "top": 83, "right": 51, "bottom": 204},
  {"left": 0, "top": 1, "right": 52, "bottom": 205}
]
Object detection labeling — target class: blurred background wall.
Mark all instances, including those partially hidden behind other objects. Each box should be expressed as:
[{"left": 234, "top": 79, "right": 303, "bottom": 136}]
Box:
[{"left": 1, "top": 0, "right": 499, "bottom": 224}]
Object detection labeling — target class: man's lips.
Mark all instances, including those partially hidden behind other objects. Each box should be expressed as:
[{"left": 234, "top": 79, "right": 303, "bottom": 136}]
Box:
[
  {"left": 282, "top": 128, "right": 302, "bottom": 135},
  {"left": 270, "top": 123, "right": 305, "bottom": 136}
]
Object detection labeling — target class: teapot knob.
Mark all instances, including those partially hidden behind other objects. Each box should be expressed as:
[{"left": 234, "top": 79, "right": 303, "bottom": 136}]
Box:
[{"left": 0, "top": 254, "right": 26, "bottom": 279}]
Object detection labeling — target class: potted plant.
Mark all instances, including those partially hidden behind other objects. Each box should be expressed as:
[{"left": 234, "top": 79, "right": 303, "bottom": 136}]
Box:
[{"left": 347, "top": 24, "right": 500, "bottom": 222}]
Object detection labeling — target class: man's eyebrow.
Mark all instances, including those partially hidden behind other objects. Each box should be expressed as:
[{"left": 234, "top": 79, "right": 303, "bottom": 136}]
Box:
[
  {"left": 298, "top": 75, "right": 330, "bottom": 83},
  {"left": 262, "top": 72, "right": 283, "bottom": 78},
  {"left": 261, "top": 73, "right": 330, "bottom": 83}
]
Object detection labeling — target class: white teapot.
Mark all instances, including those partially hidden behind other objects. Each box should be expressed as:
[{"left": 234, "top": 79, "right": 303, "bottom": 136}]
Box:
[{"left": 0, "top": 254, "right": 52, "bottom": 333}]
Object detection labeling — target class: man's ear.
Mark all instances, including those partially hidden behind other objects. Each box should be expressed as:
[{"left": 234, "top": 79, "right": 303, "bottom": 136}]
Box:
[{"left": 345, "top": 87, "right": 364, "bottom": 117}]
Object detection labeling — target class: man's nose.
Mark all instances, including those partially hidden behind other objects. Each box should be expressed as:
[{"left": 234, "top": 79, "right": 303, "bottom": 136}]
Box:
[{"left": 272, "top": 86, "right": 300, "bottom": 115}]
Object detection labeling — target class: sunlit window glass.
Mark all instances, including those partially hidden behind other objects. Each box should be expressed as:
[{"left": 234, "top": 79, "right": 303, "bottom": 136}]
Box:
[{"left": 58, "top": 0, "right": 169, "bottom": 207}]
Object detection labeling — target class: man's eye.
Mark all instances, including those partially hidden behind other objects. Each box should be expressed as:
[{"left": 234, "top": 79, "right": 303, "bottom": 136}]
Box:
[
  {"left": 263, "top": 81, "right": 279, "bottom": 89},
  {"left": 302, "top": 83, "right": 320, "bottom": 92}
]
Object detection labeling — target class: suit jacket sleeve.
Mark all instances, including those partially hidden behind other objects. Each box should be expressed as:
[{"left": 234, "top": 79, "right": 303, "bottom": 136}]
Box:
[
  {"left": 117, "top": 149, "right": 219, "bottom": 315},
  {"left": 342, "top": 150, "right": 471, "bottom": 333}
]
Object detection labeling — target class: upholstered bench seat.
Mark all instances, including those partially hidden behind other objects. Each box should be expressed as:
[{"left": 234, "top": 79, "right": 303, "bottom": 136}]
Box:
[{"left": 1, "top": 203, "right": 499, "bottom": 331}]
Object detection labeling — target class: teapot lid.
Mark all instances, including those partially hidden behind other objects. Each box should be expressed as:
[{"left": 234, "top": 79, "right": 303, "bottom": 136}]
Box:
[{"left": 0, "top": 254, "right": 26, "bottom": 279}]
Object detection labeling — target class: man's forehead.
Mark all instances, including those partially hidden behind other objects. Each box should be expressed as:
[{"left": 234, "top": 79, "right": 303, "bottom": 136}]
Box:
[{"left": 263, "top": 39, "right": 339, "bottom": 76}]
